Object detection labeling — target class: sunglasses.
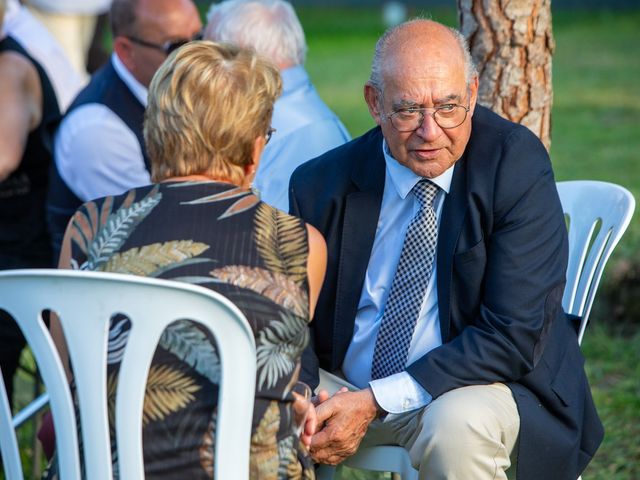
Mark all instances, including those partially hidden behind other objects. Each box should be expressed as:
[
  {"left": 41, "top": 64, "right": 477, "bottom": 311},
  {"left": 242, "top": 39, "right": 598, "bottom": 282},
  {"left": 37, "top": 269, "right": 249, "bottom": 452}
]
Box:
[{"left": 126, "top": 31, "right": 203, "bottom": 56}]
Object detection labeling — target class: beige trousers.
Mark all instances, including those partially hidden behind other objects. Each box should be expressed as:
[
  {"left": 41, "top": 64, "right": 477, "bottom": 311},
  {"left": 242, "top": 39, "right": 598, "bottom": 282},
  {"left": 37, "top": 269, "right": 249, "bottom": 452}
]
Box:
[{"left": 318, "top": 369, "right": 520, "bottom": 480}]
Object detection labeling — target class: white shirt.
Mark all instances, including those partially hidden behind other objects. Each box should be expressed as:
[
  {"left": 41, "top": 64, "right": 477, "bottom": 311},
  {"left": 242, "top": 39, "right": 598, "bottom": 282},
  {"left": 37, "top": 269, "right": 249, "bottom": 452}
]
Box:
[
  {"left": 54, "top": 53, "right": 151, "bottom": 202},
  {"left": 3, "top": 0, "right": 84, "bottom": 111},
  {"left": 342, "top": 140, "right": 454, "bottom": 414}
]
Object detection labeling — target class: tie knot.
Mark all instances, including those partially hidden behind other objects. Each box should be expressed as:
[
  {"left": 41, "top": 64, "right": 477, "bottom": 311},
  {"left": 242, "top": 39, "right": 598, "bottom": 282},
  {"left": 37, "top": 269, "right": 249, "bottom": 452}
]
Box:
[{"left": 412, "top": 179, "right": 439, "bottom": 208}]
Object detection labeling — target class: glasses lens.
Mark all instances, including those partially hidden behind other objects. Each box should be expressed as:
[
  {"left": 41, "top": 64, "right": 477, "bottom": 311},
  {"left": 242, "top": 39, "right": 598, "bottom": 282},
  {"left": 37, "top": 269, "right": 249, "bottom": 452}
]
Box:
[
  {"left": 434, "top": 106, "right": 467, "bottom": 129},
  {"left": 165, "top": 39, "right": 189, "bottom": 55},
  {"left": 390, "top": 111, "right": 423, "bottom": 132},
  {"left": 391, "top": 106, "right": 468, "bottom": 131},
  {"left": 265, "top": 128, "right": 276, "bottom": 144},
  {"left": 165, "top": 32, "right": 203, "bottom": 55}
]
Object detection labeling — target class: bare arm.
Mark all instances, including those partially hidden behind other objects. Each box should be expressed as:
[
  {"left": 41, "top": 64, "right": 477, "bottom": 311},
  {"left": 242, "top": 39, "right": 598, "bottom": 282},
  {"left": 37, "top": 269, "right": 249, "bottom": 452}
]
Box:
[
  {"left": 305, "top": 223, "right": 327, "bottom": 318},
  {"left": 0, "top": 50, "right": 42, "bottom": 181}
]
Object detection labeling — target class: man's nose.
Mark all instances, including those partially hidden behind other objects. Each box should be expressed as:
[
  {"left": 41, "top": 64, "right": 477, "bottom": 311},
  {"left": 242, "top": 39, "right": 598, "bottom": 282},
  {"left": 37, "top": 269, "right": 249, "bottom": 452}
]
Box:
[{"left": 415, "top": 112, "right": 441, "bottom": 141}]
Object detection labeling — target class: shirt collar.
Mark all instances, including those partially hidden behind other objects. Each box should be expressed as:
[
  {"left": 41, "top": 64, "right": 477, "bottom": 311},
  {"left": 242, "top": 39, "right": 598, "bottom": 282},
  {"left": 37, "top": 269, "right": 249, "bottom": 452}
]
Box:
[
  {"left": 382, "top": 139, "right": 454, "bottom": 200},
  {"left": 279, "top": 64, "right": 308, "bottom": 95},
  {"left": 111, "top": 52, "right": 148, "bottom": 106}
]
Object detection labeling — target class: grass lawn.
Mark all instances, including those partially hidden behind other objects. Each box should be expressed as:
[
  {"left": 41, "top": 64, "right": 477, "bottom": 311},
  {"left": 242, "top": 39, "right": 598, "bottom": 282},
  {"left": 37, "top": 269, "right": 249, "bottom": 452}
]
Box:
[{"left": 7, "top": 6, "right": 640, "bottom": 480}]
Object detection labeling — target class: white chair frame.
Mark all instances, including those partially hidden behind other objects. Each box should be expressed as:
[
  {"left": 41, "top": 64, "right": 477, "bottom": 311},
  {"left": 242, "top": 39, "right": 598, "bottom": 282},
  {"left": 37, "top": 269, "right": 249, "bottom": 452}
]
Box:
[
  {"left": 557, "top": 180, "right": 635, "bottom": 344},
  {"left": 0, "top": 269, "right": 256, "bottom": 480},
  {"left": 317, "top": 180, "right": 635, "bottom": 480}
]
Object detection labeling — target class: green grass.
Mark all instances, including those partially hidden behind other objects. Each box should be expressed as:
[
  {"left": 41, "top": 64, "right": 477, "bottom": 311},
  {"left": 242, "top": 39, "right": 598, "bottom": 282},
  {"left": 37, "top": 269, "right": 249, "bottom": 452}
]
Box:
[
  {"left": 7, "top": 7, "right": 640, "bottom": 480},
  {"left": 581, "top": 325, "right": 640, "bottom": 479}
]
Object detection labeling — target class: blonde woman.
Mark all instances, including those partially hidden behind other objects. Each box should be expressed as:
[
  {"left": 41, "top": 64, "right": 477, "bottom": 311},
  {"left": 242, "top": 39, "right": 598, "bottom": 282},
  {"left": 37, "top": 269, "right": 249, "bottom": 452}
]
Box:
[{"left": 52, "top": 41, "right": 326, "bottom": 478}]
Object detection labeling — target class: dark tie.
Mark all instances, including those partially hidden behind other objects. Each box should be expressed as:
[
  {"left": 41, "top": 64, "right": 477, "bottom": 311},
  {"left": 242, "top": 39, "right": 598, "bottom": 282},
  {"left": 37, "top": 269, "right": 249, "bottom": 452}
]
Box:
[{"left": 370, "top": 179, "right": 440, "bottom": 380}]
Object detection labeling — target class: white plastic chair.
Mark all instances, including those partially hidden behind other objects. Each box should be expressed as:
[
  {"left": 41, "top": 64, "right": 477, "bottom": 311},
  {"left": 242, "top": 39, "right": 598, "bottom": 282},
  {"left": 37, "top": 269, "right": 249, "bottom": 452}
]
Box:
[
  {"left": 317, "top": 180, "right": 635, "bottom": 480},
  {"left": 0, "top": 269, "right": 256, "bottom": 480},
  {"left": 557, "top": 180, "right": 635, "bottom": 344}
]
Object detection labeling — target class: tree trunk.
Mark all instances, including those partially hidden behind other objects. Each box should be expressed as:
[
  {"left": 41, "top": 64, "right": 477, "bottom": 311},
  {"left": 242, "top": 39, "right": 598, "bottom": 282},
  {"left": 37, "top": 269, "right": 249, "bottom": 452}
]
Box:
[{"left": 457, "top": 0, "right": 555, "bottom": 150}]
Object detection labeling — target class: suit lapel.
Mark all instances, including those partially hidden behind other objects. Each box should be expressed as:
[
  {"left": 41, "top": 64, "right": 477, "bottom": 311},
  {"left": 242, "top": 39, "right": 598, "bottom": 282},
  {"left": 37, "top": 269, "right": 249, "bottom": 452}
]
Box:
[
  {"left": 333, "top": 132, "right": 385, "bottom": 358},
  {"left": 437, "top": 155, "right": 468, "bottom": 341}
]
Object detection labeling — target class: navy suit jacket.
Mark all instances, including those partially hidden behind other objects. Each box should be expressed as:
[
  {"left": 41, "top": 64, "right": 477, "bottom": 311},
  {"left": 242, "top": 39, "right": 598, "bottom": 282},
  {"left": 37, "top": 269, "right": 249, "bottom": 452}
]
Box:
[{"left": 289, "top": 106, "right": 603, "bottom": 480}]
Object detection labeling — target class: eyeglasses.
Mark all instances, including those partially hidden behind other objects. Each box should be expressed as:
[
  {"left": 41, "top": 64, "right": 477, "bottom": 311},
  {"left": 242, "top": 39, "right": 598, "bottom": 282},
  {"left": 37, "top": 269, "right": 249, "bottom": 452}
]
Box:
[
  {"left": 385, "top": 96, "right": 471, "bottom": 132},
  {"left": 126, "top": 31, "right": 202, "bottom": 56},
  {"left": 265, "top": 127, "right": 276, "bottom": 144}
]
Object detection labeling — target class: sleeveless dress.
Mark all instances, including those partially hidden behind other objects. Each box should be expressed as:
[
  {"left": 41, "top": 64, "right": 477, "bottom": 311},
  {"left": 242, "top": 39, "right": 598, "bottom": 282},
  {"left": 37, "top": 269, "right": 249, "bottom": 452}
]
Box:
[
  {"left": 49, "top": 181, "right": 315, "bottom": 479},
  {"left": 0, "top": 35, "right": 59, "bottom": 410}
]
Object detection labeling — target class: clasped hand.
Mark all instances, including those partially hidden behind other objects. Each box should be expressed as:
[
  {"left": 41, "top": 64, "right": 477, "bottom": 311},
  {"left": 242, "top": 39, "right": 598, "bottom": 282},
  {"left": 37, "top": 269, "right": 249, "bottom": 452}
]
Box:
[{"left": 298, "top": 387, "right": 380, "bottom": 464}]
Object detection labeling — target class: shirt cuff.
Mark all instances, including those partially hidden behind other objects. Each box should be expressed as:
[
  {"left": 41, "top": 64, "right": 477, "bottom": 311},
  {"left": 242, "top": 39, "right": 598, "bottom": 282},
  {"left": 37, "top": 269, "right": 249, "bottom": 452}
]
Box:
[{"left": 369, "top": 372, "right": 433, "bottom": 414}]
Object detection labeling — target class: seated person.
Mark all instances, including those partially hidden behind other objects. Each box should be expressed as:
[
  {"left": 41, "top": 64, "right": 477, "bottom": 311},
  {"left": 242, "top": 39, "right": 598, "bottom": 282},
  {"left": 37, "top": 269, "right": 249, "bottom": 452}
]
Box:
[
  {"left": 204, "top": 0, "right": 350, "bottom": 212},
  {"left": 290, "top": 18, "right": 603, "bottom": 480},
  {"left": 0, "top": 0, "right": 60, "bottom": 408},
  {"left": 48, "top": 40, "right": 327, "bottom": 478}
]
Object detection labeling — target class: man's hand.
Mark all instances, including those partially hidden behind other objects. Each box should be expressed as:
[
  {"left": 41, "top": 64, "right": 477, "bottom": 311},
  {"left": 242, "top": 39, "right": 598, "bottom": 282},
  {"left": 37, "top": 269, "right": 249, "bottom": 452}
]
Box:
[{"left": 309, "top": 388, "right": 380, "bottom": 464}]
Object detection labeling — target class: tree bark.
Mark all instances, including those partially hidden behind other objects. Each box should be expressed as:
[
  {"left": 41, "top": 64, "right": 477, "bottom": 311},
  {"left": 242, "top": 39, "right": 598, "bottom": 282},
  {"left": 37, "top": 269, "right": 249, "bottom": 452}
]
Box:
[{"left": 457, "top": 0, "right": 555, "bottom": 150}]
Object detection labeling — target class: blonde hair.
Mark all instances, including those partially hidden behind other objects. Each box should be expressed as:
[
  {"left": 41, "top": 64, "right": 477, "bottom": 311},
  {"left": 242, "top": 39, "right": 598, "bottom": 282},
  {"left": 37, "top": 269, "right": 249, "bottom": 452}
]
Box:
[{"left": 144, "top": 40, "right": 282, "bottom": 183}]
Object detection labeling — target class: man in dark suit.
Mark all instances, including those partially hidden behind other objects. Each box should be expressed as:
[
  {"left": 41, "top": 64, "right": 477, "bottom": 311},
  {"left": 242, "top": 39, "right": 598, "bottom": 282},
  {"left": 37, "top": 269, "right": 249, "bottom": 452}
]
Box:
[{"left": 289, "top": 19, "right": 603, "bottom": 480}]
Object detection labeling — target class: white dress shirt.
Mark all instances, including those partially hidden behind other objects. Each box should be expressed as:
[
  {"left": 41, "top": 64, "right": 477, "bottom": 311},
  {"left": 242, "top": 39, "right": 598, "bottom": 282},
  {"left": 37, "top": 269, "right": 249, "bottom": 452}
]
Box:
[
  {"left": 342, "top": 140, "right": 454, "bottom": 414},
  {"left": 3, "top": 0, "right": 84, "bottom": 111},
  {"left": 253, "top": 65, "right": 350, "bottom": 212},
  {"left": 54, "top": 53, "right": 151, "bottom": 202}
]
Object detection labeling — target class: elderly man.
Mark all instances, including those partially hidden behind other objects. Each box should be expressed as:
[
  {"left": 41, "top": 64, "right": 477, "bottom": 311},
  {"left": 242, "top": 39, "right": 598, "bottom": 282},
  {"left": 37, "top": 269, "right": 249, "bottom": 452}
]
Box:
[
  {"left": 204, "top": 0, "right": 350, "bottom": 211},
  {"left": 47, "top": 0, "right": 201, "bottom": 261},
  {"left": 289, "top": 19, "right": 603, "bottom": 480}
]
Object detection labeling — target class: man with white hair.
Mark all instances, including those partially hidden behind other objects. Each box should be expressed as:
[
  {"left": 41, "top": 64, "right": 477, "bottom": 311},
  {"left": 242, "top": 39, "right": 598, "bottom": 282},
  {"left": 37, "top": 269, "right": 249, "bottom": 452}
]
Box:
[{"left": 205, "top": 0, "right": 350, "bottom": 211}]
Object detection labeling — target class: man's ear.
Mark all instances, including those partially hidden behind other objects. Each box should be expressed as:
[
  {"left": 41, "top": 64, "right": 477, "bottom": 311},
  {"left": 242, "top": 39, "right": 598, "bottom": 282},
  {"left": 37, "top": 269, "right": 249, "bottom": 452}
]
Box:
[
  {"left": 113, "top": 36, "right": 135, "bottom": 72},
  {"left": 468, "top": 75, "right": 479, "bottom": 116},
  {"left": 364, "top": 84, "right": 383, "bottom": 126}
]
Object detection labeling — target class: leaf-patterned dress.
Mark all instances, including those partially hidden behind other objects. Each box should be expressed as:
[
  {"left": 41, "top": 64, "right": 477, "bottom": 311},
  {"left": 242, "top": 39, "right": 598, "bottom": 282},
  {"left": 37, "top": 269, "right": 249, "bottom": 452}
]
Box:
[{"left": 54, "top": 181, "right": 315, "bottom": 479}]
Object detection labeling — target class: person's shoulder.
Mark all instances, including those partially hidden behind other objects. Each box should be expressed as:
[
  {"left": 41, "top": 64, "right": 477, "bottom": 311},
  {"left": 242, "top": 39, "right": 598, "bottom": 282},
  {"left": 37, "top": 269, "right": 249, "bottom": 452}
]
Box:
[
  {"left": 291, "top": 126, "right": 382, "bottom": 182},
  {"left": 0, "top": 40, "right": 38, "bottom": 84},
  {"left": 79, "top": 184, "right": 158, "bottom": 213}
]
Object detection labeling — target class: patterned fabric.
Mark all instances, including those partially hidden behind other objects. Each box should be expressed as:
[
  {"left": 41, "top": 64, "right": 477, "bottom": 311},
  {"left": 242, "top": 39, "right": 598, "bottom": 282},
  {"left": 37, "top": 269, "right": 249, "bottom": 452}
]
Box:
[
  {"left": 46, "top": 181, "right": 315, "bottom": 479},
  {"left": 371, "top": 179, "right": 439, "bottom": 380}
]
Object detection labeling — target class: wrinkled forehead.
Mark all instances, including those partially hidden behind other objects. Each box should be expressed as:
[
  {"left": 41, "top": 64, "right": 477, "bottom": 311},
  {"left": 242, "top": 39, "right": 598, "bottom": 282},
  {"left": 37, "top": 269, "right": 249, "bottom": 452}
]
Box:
[
  {"left": 381, "top": 53, "right": 467, "bottom": 102},
  {"left": 380, "top": 25, "right": 467, "bottom": 94}
]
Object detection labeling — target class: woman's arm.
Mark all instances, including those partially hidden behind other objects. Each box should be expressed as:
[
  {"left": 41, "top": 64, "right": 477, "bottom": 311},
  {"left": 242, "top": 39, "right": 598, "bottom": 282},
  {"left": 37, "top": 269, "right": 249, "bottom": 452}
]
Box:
[
  {"left": 0, "top": 50, "right": 42, "bottom": 181},
  {"left": 305, "top": 223, "right": 327, "bottom": 319}
]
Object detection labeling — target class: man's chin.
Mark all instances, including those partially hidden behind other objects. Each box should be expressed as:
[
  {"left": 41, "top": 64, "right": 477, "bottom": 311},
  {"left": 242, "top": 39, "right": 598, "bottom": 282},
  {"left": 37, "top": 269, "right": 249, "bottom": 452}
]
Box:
[{"left": 406, "top": 157, "right": 449, "bottom": 179}]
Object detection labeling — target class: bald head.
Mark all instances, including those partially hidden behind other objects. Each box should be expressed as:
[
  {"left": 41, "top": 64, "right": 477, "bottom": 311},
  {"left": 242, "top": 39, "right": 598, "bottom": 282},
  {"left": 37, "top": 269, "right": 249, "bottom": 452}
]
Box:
[
  {"left": 369, "top": 19, "right": 476, "bottom": 92},
  {"left": 111, "top": 0, "right": 202, "bottom": 87}
]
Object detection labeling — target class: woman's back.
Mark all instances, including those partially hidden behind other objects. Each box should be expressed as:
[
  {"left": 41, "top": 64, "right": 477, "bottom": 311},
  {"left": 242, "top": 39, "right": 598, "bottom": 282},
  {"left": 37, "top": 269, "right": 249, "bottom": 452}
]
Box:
[{"left": 60, "top": 181, "right": 314, "bottom": 479}]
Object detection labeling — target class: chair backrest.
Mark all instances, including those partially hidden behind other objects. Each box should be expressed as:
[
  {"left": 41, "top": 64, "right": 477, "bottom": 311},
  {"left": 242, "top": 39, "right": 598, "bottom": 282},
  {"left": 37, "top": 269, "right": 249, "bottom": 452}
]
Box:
[
  {"left": 0, "top": 269, "right": 256, "bottom": 480},
  {"left": 557, "top": 180, "right": 635, "bottom": 344}
]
